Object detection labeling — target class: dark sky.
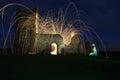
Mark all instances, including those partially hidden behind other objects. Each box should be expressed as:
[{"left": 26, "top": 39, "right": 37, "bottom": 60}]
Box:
[{"left": 0, "top": 0, "right": 120, "bottom": 52}]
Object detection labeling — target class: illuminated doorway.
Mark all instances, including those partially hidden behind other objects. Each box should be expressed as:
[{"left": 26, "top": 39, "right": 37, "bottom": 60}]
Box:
[{"left": 50, "top": 43, "right": 57, "bottom": 55}]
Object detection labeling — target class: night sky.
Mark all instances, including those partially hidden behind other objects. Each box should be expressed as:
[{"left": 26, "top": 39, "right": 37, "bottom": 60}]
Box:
[{"left": 0, "top": 0, "right": 120, "bottom": 52}]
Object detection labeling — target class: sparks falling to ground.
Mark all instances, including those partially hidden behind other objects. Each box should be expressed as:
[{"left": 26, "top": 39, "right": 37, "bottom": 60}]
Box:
[
  {"left": 35, "top": 12, "right": 78, "bottom": 45},
  {"left": 0, "top": 3, "right": 108, "bottom": 58}
]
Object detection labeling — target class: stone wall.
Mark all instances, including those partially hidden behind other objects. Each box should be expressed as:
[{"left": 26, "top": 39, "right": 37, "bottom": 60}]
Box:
[
  {"left": 64, "top": 35, "right": 86, "bottom": 55},
  {"left": 36, "top": 34, "right": 64, "bottom": 55}
]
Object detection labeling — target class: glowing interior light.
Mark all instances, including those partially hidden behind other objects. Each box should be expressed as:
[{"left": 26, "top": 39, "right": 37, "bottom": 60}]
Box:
[
  {"left": 35, "top": 12, "right": 38, "bottom": 33},
  {"left": 50, "top": 43, "right": 57, "bottom": 55}
]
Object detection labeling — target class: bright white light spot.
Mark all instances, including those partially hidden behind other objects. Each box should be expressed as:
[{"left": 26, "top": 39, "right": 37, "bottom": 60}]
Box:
[
  {"left": 71, "top": 32, "right": 75, "bottom": 37},
  {"left": 50, "top": 43, "right": 57, "bottom": 55}
]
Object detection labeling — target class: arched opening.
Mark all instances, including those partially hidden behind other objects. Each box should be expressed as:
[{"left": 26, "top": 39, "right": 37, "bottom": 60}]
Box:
[{"left": 50, "top": 43, "right": 57, "bottom": 55}]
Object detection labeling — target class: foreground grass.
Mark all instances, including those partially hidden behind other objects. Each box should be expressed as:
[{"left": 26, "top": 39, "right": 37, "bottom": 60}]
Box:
[{"left": 0, "top": 55, "right": 120, "bottom": 80}]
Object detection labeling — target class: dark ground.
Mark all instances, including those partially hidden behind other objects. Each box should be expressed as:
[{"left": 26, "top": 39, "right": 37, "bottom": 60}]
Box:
[{"left": 0, "top": 51, "right": 120, "bottom": 80}]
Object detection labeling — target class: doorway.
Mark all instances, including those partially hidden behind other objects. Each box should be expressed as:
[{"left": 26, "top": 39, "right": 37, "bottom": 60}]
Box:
[{"left": 50, "top": 43, "right": 57, "bottom": 55}]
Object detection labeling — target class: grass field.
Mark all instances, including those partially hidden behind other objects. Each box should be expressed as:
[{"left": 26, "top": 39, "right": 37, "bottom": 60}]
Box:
[{"left": 0, "top": 53, "right": 120, "bottom": 80}]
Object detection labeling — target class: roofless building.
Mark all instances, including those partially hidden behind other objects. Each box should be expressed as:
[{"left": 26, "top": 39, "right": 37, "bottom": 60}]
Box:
[{"left": 14, "top": 9, "right": 86, "bottom": 55}]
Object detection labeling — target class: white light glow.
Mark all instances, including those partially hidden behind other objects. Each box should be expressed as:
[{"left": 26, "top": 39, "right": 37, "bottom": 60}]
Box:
[
  {"left": 71, "top": 32, "right": 75, "bottom": 37},
  {"left": 50, "top": 43, "right": 57, "bottom": 55}
]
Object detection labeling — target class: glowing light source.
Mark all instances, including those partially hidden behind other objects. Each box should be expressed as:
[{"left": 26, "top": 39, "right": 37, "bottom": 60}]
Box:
[
  {"left": 35, "top": 12, "right": 39, "bottom": 33},
  {"left": 50, "top": 43, "right": 57, "bottom": 55},
  {"left": 71, "top": 32, "right": 75, "bottom": 37},
  {"left": 89, "top": 43, "right": 97, "bottom": 56}
]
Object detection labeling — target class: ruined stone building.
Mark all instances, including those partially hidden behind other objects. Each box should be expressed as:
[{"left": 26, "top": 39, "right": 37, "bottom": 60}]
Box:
[{"left": 14, "top": 9, "right": 86, "bottom": 55}]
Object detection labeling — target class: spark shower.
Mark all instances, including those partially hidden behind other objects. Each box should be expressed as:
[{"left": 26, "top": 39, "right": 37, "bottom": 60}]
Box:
[{"left": 0, "top": 3, "right": 108, "bottom": 57}]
